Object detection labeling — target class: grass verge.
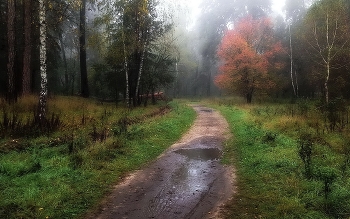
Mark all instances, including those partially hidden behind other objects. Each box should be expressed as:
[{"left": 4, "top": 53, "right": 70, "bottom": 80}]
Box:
[
  {"left": 0, "top": 98, "right": 196, "bottom": 219},
  {"left": 208, "top": 99, "right": 350, "bottom": 219}
]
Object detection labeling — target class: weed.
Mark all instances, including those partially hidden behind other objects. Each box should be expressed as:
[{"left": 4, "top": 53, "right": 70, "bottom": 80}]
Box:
[
  {"left": 262, "top": 131, "right": 277, "bottom": 144},
  {"left": 90, "top": 125, "right": 108, "bottom": 142},
  {"left": 317, "top": 98, "right": 349, "bottom": 132},
  {"left": 314, "top": 166, "right": 339, "bottom": 201},
  {"left": 297, "top": 98, "right": 311, "bottom": 116},
  {"left": 341, "top": 140, "right": 350, "bottom": 174},
  {"left": 69, "top": 153, "right": 84, "bottom": 169},
  {"left": 0, "top": 98, "right": 195, "bottom": 219},
  {"left": 0, "top": 106, "right": 63, "bottom": 137},
  {"left": 298, "top": 132, "right": 314, "bottom": 179}
]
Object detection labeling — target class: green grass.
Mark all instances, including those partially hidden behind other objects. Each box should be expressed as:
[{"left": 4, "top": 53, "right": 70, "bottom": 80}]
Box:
[
  {"left": 0, "top": 98, "right": 196, "bottom": 219},
  {"left": 206, "top": 98, "right": 350, "bottom": 219}
]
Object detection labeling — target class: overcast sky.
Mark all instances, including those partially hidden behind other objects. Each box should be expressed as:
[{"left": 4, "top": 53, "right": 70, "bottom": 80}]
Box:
[{"left": 180, "top": 0, "right": 286, "bottom": 29}]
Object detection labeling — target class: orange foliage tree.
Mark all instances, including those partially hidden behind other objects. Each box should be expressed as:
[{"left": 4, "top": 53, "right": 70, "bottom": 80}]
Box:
[{"left": 215, "top": 16, "right": 284, "bottom": 103}]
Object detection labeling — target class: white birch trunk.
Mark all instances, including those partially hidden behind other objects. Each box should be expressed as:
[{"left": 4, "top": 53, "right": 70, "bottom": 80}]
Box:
[
  {"left": 294, "top": 70, "right": 299, "bottom": 97},
  {"left": 38, "top": 0, "right": 47, "bottom": 122},
  {"left": 122, "top": 8, "right": 130, "bottom": 108},
  {"left": 325, "top": 62, "right": 330, "bottom": 104},
  {"left": 325, "top": 13, "right": 330, "bottom": 104},
  {"left": 135, "top": 42, "right": 147, "bottom": 102},
  {"left": 123, "top": 39, "right": 129, "bottom": 108}
]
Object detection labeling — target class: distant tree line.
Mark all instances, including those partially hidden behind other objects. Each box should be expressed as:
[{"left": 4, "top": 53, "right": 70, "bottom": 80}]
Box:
[{"left": 211, "top": 0, "right": 350, "bottom": 104}]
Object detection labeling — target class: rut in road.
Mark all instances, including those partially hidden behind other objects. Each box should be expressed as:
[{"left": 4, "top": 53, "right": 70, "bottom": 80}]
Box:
[{"left": 89, "top": 105, "right": 236, "bottom": 219}]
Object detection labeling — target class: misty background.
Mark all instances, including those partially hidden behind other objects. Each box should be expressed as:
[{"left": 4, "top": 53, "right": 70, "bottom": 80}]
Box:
[{"left": 3, "top": 0, "right": 350, "bottom": 105}]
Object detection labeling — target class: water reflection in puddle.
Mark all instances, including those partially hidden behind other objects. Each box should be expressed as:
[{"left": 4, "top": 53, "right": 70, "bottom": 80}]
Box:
[
  {"left": 200, "top": 109, "right": 213, "bottom": 113},
  {"left": 174, "top": 148, "right": 221, "bottom": 161}
]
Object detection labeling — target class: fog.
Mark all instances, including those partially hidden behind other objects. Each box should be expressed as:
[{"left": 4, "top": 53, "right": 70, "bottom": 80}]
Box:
[{"left": 161, "top": 0, "right": 319, "bottom": 97}]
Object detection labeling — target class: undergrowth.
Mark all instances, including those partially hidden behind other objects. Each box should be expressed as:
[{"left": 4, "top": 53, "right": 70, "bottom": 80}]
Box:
[
  {"left": 0, "top": 96, "right": 196, "bottom": 219},
  {"left": 208, "top": 97, "right": 350, "bottom": 219}
]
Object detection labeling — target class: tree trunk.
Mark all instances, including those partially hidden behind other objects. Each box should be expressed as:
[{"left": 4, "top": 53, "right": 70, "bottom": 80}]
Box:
[
  {"left": 59, "top": 33, "right": 69, "bottom": 95},
  {"left": 294, "top": 69, "right": 299, "bottom": 97},
  {"left": 22, "top": 0, "right": 32, "bottom": 96},
  {"left": 325, "top": 62, "right": 330, "bottom": 104},
  {"left": 122, "top": 8, "right": 130, "bottom": 108},
  {"left": 80, "top": 0, "right": 89, "bottom": 98},
  {"left": 289, "top": 25, "right": 297, "bottom": 97},
  {"left": 152, "top": 88, "right": 156, "bottom": 105},
  {"left": 7, "top": 0, "right": 16, "bottom": 103},
  {"left": 135, "top": 42, "right": 146, "bottom": 106},
  {"left": 173, "top": 58, "right": 178, "bottom": 98},
  {"left": 38, "top": 0, "right": 47, "bottom": 122},
  {"left": 246, "top": 91, "right": 253, "bottom": 103},
  {"left": 325, "top": 13, "right": 330, "bottom": 104},
  {"left": 207, "top": 70, "right": 211, "bottom": 97},
  {"left": 246, "top": 86, "right": 254, "bottom": 104}
]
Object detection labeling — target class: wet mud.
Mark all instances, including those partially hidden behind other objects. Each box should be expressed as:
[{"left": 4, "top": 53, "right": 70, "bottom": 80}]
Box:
[
  {"left": 88, "top": 105, "right": 235, "bottom": 219},
  {"left": 174, "top": 147, "right": 221, "bottom": 161}
]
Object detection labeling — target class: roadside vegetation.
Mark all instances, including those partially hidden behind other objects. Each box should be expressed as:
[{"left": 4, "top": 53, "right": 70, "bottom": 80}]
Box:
[
  {"left": 207, "top": 97, "right": 350, "bottom": 218},
  {"left": 0, "top": 96, "right": 196, "bottom": 219}
]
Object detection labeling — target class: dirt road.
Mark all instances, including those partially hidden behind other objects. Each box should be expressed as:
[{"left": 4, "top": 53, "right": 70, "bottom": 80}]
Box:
[{"left": 88, "top": 105, "right": 235, "bottom": 219}]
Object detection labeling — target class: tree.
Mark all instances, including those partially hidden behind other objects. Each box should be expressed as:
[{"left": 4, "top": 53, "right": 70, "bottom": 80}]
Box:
[
  {"left": 194, "top": 0, "right": 272, "bottom": 97},
  {"left": 22, "top": 0, "right": 32, "bottom": 96},
  {"left": 38, "top": 0, "right": 47, "bottom": 122},
  {"left": 288, "top": 24, "right": 298, "bottom": 97},
  {"left": 142, "top": 32, "right": 177, "bottom": 105},
  {"left": 284, "top": 0, "right": 308, "bottom": 98},
  {"left": 301, "top": 0, "right": 350, "bottom": 103},
  {"left": 0, "top": 2, "right": 6, "bottom": 95},
  {"left": 80, "top": 0, "right": 89, "bottom": 97},
  {"left": 285, "top": 0, "right": 307, "bottom": 23},
  {"left": 215, "top": 16, "right": 282, "bottom": 103},
  {"left": 196, "top": 0, "right": 235, "bottom": 97},
  {"left": 97, "top": 0, "right": 172, "bottom": 107},
  {"left": 7, "top": 0, "right": 16, "bottom": 103}
]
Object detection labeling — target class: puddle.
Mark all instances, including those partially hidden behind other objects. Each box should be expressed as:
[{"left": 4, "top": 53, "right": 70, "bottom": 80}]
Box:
[
  {"left": 200, "top": 109, "right": 213, "bottom": 113},
  {"left": 174, "top": 148, "right": 221, "bottom": 161}
]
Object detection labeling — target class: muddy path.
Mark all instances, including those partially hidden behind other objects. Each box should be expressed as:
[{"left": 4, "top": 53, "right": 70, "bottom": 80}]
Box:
[{"left": 88, "top": 105, "right": 235, "bottom": 219}]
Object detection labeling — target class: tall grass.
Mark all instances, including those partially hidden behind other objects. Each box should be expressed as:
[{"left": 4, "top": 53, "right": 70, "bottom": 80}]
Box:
[
  {"left": 207, "top": 98, "right": 350, "bottom": 218},
  {"left": 0, "top": 97, "right": 196, "bottom": 219}
]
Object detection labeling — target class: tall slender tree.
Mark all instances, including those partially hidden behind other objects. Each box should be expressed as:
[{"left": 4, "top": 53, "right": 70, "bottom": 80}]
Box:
[
  {"left": 22, "top": 0, "right": 32, "bottom": 96},
  {"left": 122, "top": 6, "right": 130, "bottom": 107},
  {"left": 302, "top": 0, "right": 350, "bottom": 103},
  {"left": 289, "top": 24, "right": 298, "bottom": 97},
  {"left": 80, "top": 0, "right": 89, "bottom": 97},
  {"left": 38, "top": 0, "right": 47, "bottom": 122},
  {"left": 7, "top": 0, "right": 16, "bottom": 103}
]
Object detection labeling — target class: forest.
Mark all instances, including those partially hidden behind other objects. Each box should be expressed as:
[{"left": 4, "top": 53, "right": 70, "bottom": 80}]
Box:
[
  {"left": 2, "top": 0, "right": 350, "bottom": 218},
  {"left": 2, "top": 0, "right": 350, "bottom": 105}
]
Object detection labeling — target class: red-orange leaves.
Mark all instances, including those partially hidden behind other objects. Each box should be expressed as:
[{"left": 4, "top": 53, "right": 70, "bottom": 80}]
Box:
[{"left": 215, "top": 15, "right": 282, "bottom": 103}]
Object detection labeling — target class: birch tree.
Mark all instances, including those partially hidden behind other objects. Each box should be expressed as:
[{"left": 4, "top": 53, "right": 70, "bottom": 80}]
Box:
[
  {"left": 38, "top": 0, "right": 48, "bottom": 122},
  {"left": 288, "top": 24, "right": 298, "bottom": 97},
  {"left": 95, "top": 0, "right": 172, "bottom": 106},
  {"left": 302, "top": 0, "right": 350, "bottom": 103},
  {"left": 122, "top": 7, "right": 130, "bottom": 107}
]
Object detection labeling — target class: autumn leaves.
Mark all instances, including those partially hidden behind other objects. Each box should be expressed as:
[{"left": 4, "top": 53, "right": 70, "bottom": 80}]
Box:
[{"left": 215, "top": 16, "right": 284, "bottom": 103}]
